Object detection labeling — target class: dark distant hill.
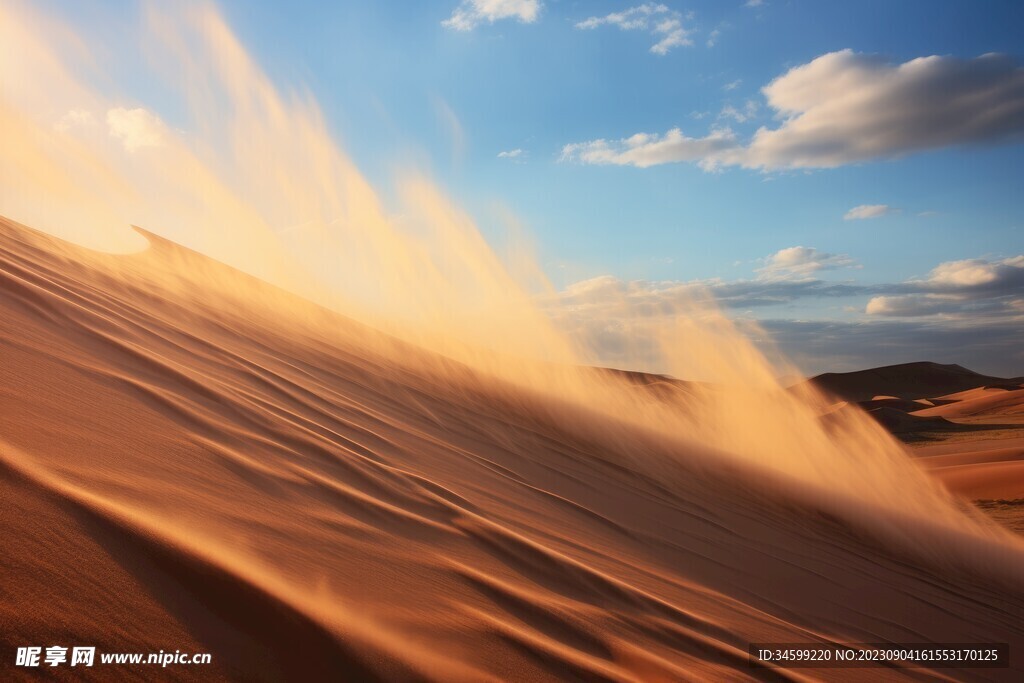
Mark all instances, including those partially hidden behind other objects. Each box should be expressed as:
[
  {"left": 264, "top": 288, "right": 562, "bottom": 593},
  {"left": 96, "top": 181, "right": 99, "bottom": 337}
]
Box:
[{"left": 799, "top": 362, "right": 1023, "bottom": 403}]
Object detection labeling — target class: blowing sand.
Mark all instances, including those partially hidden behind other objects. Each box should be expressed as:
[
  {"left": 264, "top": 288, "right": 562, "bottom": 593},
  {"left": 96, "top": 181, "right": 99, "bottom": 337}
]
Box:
[{"left": 2, "top": 217, "right": 1023, "bottom": 681}]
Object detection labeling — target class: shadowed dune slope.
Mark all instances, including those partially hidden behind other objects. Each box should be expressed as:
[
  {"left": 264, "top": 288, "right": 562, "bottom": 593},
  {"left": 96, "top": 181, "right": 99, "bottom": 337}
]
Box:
[
  {"left": 2, "top": 217, "right": 1023, "bottom": 682},
  {"left": 804, "top": 362, "right": 1023, "bottom": 403}
]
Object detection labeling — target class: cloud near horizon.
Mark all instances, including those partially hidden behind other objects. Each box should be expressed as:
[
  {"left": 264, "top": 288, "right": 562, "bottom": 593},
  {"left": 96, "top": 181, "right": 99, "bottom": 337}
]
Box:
[
  {"left": 442, "top": 0, "right": 540, "bottom": 31},
  {"left": 539, "top": 252, "right": 1024, "bottom": 376},
  {"left": 561, "top": 50, "right": 1024, "bottom": 170},
  {"left": 760, "top": 318, "right": 1024, "bottom": 378},
  {"left": 545, "top": 252, "right": 1023, "bottom": 316},
  {"left": 866, "top": 255, "right": 1024, "bottom": 318}
]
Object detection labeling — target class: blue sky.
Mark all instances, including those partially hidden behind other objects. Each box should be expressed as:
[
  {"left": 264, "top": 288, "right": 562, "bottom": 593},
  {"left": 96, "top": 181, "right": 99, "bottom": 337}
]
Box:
[
  {"left": 21, "top": 0, "right": 1024, "bottom": 375},
  {"left": 199, "top": 1, "right": 1024, "bottom": 275}
]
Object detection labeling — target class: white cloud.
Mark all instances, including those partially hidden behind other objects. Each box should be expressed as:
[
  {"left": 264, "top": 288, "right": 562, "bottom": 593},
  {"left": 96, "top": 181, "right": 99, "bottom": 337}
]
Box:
[
  {"left": 541, "top": 275, "right": 1024, "bottom": 376},
  {"left": 756, "top": 246, "right": 857, "bottom": 281},
  {"left": 538, "top": 253, "right": 1024, "bottom": 375},
  {"left": 546, "top": 254, "right": 1023, "bottom": 319},
  {"left": 562, "top": 50, "right": 1024, "bottom": 170},
  {"left": 866, "top": 255, "right": 1024, "bottom": 317},
  {"left": 106, "top": 107, "right": 166, "bottom": 152},
  {"left": 719, "top": 100, "right": 758, "bottom": 123},
  {"left": 442, "top": 0, "right": 540, "bottom": 31},
  {"left": 743, "top": 50, "right": 1024, "bottom": 169},
  {"left": 723, "top": 79, "right": 742, "bottom": 91},
  {"left": 575, "top": 4, "right": 693, "bottom": 55},
  {"left": 745, "top": 0, "right": 764, "bottom": 7},
  {"left": 497, "top": 148, "right": 524, "bottom": 158},
  {"left": 560, "top": 127, "right": 738, "bottom": 169},
  {"left": 546, "top": 246, "right": 864, "bottom": 317},
  {"left": 575, "top": 3, "right": 667, "bottom": 30},
  {"left": 706, "top": 28, "right": 720, "bottom": 48},
  {"left": 650, "top": 18, "right": 691, "bottom": 55},
  {"left": 844, "top": 204, "right": 895, "bottom": 220},
  {"left": 925, "top": 255, "right": 1024, "bottom": 288}
]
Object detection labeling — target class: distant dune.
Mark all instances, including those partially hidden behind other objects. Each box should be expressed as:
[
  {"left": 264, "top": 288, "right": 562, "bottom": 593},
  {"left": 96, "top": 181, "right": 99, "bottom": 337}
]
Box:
[
  {"left": 803, "top": 361, "right": 1024, "bottom": 503},
  {"left": 2, "top": 217, "right": 1023, "bottom": 681},
  {"left": 860, "top": 406, "right": 959, "bottom": 434},
  {"left": 914, "top": 388, "right": 1024, "bottom": 419},
  {"left": 803, "top": 361, "right": 1023, "bottom": 403}
]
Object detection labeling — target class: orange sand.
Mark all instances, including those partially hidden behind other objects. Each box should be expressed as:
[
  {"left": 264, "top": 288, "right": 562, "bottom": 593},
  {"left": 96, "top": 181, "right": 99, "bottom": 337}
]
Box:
[{"left": 3, "top": 218, "right": 1024, "bottom": 681}]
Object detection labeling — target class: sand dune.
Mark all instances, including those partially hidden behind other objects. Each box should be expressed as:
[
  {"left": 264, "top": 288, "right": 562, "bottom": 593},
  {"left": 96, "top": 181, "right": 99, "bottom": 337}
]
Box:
[
  {"left": 930, "top": 459, "right": 1024, "bottom": 500},
  {"left": 916, "top": 435, "right": 1024, "bottom": 501},
  {"left": 863, "top": 407, "right": 959, "bottom": 434},
  {"left": 804, "top": 362, "right": 1023, "bottom": 403},
  {"left": 819, "top": 374, "right": 1024, "bottom": 501},
  {"left": 920, "top": 445, "right": 1024, "bottom": 469},
  {"left": 808, "top": 362, "right": 1024, "bottom": 501},
  {"left": 862, "top": 397, "right": 936, "bottom": 412},
  {"left": 828, "top": 368, "right": 1024, "bottom": 503},
  {"left": 913, "top": 389, "right": 1024, "bottom": 419},
  {"left": 3, "top": 217, "right": 1024, "bottom": 681}
]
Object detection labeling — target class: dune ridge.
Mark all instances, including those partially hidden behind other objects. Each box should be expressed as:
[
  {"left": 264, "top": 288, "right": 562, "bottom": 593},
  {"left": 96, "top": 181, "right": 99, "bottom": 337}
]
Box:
[
  {"left": 805, "top": 363, "right": 1023, "bottom": 404},
  {"left": 2, "top": 217, "right": 1024, "bottom": 681},
  {"left": 815, "top": 368, "right": 1024, "bottom": 502}
]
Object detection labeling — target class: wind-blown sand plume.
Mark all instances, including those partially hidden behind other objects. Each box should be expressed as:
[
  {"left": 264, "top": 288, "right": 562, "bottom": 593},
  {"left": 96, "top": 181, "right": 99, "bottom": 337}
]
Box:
[
  {"left": 3, "top": 219, "right": 1024, "bottom": 681},
  {"left": 2, "top": 2, "right": 1024, "bottom": 680}
]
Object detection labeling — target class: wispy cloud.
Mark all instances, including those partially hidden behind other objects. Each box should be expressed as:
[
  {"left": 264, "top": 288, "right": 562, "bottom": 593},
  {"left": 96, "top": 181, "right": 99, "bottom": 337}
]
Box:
[
  {"left": 542, "top": 246, "right": 864, "bottom": 326},
  {"left": 719, "top": 100, "right": 759, "bottom": 123},
  {"left": 442, "top": 0, "right": 541, "bottom": 31},
  {"left": 544, "top": 253, "right": 1024, "bottom": 320},
  {"left": 757, "top": 246, "right": 858, "bottom": 281},
  {"left": 539, "top": 252, "right": 1024, "bottom": 376},
  {"left": 844, "top": 204, "right": 896, "bottom": 220},
  {"left": 575, "top": 3, "right": 667, "bottom": 30},
  {"left": 575, "top": 4, "right": 693, "bottom": 55},
  {"left": 497, "top": 148, "right": 524, "bottom": 158},
  {"left": 561, "top": 50, "right": 1024, "bottom": 170},
  {"left": 548, "top": 274, "right": 866, "bottom": 312},
  {"left": 561, "top": 128, "right": 738, "bottom": 169}
]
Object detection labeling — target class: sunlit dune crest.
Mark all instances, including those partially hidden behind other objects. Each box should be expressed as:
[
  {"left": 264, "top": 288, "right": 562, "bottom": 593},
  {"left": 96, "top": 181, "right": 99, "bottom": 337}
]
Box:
[{"left": 2, "top": 2, "right": 1023, "bottom": 680}]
